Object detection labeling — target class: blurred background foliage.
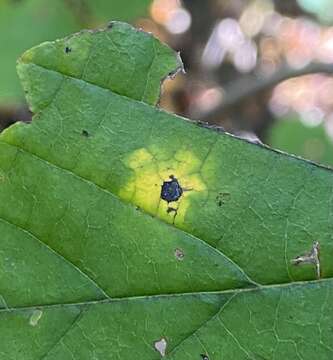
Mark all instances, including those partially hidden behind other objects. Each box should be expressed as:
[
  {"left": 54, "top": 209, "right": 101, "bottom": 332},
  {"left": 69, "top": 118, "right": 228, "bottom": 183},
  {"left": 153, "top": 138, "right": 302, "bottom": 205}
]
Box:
[{"left": 1, "top": 0, "right": 333, "bottom": 167}]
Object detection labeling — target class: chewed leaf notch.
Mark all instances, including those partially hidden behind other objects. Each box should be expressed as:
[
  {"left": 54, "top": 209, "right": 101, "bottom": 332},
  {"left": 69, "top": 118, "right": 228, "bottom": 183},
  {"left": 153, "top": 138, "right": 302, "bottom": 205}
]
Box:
[{"left": 17, "top": 21, "right": 183, "bottom": 112}]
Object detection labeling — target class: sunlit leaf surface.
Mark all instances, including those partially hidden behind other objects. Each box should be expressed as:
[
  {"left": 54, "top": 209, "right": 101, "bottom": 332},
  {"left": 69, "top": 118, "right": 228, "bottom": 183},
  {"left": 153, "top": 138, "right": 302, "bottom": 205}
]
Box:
[{"left": 0, "top": 22, "right": 332, "bottom": 359}]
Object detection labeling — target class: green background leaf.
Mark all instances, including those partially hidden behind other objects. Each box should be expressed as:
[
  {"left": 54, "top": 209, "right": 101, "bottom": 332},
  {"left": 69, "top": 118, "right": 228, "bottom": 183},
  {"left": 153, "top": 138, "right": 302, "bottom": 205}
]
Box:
[
  {"left": 0, "top": 22, "right": 332, "bottom": 359},
  {"left": 85, "top": 0, "right": 151, "bottom": 23},
  {"left": 0, "top": 0, "right": 79, "bottom": 104},
  {"left": 269, "top": 116, "right": 333, "bottom": 168},
  {"left": 0, "top": 0, "right": 151, "bottom": 104}
]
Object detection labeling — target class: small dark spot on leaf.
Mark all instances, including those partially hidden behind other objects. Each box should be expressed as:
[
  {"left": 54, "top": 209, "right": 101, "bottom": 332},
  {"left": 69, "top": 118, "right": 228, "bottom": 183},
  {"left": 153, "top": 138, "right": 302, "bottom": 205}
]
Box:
[
  {"left": 167, "top": 207, "right": 177, "bottom": 214},
  {"left": 108, "top": 22, "right": 114, "bottom": 29},
  {"left": 200, "top": 355, "right": 209, "bottom": 360},
  {"left": 175, "top": 248, "right": 184, "bottom": 260},
  {"left": 161, "top": 175, "right": 183, "bottom": 203},
  {"left": 65, "top": 46, "right": 72, "bottom": 54},
  {"left": 216, "top": 192, "right": 230, "bottom": 207},
  {"left": 82, "top": 130, "right": 89, "bottom": 137}
]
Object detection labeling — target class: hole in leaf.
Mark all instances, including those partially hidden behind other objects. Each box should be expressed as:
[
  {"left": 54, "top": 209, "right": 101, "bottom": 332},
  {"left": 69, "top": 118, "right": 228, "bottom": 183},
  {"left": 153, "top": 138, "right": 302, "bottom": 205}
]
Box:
[
  {"left": 154, "top": 337, "right": 167, "bottom": 357},
  {"left": 291, "top": 241, "right": 321, "bottom": 279},
  {"left": 175, "top": 248, "right": 184, "bottom": 260}
]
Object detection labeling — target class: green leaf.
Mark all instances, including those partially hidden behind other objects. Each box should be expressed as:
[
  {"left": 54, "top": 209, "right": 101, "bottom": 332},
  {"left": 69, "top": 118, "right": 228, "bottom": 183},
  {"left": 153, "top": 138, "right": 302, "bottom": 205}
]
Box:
[
  {"left": 0, "top": 0, "right": 80, "bottom": 104},
  {"left": 269, "top": 116, "right": 333, "bottom": 168},
  {"left": 85, "top": 0, "right": 151, "bottom": 23},
  {"left": 0, "top": 21, "right": 332, "bottom": 359},
  {"left": 0, "top": 0, "right": 152, "bottom": 105}
]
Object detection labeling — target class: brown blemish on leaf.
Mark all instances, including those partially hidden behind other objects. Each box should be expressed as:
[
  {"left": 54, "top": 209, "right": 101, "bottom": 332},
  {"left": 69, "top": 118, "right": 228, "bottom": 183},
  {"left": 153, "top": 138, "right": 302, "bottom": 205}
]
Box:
[
  {"left": 82, "top": 129, "right": 89, "bottom": 137},
  {"left": 291, "top": 241, "right": 321, "bottom": 279},
  {"left": 65, "top": 46, "right": 72, "bottom": 54}
]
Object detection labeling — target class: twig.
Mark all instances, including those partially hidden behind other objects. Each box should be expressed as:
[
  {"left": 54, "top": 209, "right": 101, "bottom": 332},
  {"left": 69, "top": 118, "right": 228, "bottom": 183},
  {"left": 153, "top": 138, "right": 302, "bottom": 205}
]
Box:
[{"left": 199, "top": 62, "right": 333, "bottom": 122}]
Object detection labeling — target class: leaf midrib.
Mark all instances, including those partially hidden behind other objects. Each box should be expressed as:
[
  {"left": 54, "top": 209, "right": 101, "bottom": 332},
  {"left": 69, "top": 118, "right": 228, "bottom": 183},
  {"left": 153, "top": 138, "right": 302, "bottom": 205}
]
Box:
[
  {"left": 0, "top": 216, "right": 110, "bottom": 299},
  {"left": 1, "top": 278, "right": 331, "bottom": 313}
]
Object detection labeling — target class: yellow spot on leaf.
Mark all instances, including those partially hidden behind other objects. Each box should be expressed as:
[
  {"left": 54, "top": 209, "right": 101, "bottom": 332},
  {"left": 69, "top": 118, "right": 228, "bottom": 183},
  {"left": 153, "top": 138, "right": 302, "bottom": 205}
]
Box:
[
  {"left": 119, "top": 147, "right": 207, "bottom": 225},
  {"left": 127, "top": 148, "right": 153, "bottom": 169}
]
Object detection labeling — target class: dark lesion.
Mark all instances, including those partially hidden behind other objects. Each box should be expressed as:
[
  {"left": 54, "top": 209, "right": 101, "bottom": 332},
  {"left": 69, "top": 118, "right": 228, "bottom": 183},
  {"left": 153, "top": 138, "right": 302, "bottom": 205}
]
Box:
[
  {"left": 160, "top": 175, "right": 194, "bottom": 223},
  {"left": 167, "top": 206, "right": 177, "bottom": 214},
  {"left": 160, "top": 175, "right": 183, "bottom": 203},
  {"left": 216, "top": 192, "right": 230, "bottom": 207},
  {"left": 160, "top": 175, "right": 184, "bottom": 224},
  {"left": 65, "top": 46, "right": 72, "bottom": 54}
]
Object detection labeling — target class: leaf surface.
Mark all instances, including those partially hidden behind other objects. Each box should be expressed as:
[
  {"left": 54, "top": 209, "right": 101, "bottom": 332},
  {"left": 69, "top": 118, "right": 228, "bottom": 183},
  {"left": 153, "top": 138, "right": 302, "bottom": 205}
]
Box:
[{"left": 0, "top": 22, "right": 332, "bottom": 359}]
